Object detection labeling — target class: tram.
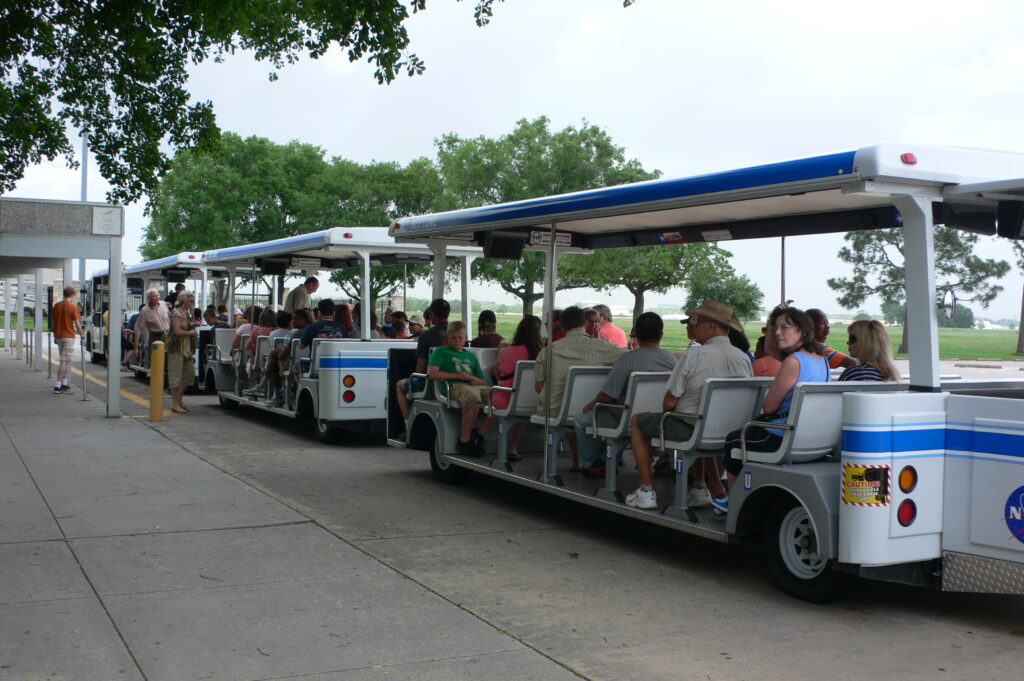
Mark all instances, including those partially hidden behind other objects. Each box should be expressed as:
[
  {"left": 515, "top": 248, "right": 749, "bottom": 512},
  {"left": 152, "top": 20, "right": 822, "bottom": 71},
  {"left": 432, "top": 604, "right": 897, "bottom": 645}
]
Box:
[
  {"left": 202, "top": 227, "right": 482, "bottom": 441},
  {"left": 388, "top": 143, "right": 1024, "bottom": 601}
]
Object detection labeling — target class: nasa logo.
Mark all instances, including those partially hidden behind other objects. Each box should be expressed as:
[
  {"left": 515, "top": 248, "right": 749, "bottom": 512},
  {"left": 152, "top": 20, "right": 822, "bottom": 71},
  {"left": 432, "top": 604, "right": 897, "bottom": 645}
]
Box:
[{"left": 1004, "top": 486, "right": 1024, "bottom": 545}]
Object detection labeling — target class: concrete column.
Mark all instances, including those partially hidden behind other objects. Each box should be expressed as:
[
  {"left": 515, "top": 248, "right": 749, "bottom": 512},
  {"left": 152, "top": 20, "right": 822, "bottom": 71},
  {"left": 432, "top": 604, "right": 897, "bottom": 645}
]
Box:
[
  {"left": 5, "top": 278, "right": 13, "bottom": 353},
  {"left": 106, "top": 237, "right": 123, "bottom": 416},
  {"left": 17, "top": 275, "right": 27, "bottom": 360}
]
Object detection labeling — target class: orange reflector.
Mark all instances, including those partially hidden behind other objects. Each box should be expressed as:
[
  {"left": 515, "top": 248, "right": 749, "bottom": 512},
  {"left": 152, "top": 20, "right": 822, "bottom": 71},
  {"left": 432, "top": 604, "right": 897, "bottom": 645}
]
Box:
[
  {"left": 343, "top": 390, "right": 355, "bottom": 403},
  {"left": 897, "top": 499, "right": 917, "bottom": 527},
  {"left": 898, "top": 466, "right": 918, "bottom": 493},
  {"left": 343, "top": 375, "right": 356, "bottom": 387}
]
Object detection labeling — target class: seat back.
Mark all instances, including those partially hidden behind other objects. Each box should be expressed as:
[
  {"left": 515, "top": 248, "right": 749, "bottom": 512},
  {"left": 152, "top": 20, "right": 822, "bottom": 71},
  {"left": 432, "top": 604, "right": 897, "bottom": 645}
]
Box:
[
  {"left": 251, "top": 335, "right": 271, "bottom": 371},
  {"left": 469, "top": 347, "right": 499, "bottom": 381},
  {"left": 696, "top": 379, "right": 769, "bottom": 448},
  {"left": 549, "top": 367, "right": 611, "bottom": 427},
  {"left": 237, "top": 334, "right": 252, "bottom": 368},
  {"left": 497, "top": 360, "right": 538, "bottom": 417},
  {"left": 595, "top": 372, "right": 671, "bottom": 439},
  {"left": 213, "top": 328, "right": 235, "bottom": 363}
]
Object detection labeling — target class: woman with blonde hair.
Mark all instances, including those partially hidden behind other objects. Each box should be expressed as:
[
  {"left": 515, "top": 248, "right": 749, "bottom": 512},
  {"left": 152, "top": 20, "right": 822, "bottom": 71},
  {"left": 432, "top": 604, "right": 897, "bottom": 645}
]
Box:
[
  {"left": 168, "top": 289, "right": 199, "bottom": 413},
  {"left": 840, "top": 319, "right": 900, "bottom": 382}
]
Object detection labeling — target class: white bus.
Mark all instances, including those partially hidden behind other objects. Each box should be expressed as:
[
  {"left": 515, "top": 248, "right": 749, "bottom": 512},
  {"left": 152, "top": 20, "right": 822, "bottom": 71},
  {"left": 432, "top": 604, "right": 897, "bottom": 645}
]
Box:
[{"left": 388, "top": 143, "right": 1024, "bottom": 601}]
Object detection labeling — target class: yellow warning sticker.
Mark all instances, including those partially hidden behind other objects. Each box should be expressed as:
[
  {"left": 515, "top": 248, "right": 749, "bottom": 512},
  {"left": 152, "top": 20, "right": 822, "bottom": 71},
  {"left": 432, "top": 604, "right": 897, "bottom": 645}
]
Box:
[{"left": 842, "top": 463, "right": 890, "bottom": 506}]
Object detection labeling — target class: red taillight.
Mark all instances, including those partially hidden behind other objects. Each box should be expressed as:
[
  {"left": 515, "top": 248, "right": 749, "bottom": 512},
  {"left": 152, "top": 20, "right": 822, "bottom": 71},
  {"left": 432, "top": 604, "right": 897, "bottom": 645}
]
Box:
[
  {"left": 343, "top": 390, "right": 355, "bottom": 403},
  {"left": 344, "top": 232, "right": 353, "bottom": 238},
  {"left": 897, "top": 499, "right": 917, "bottom": 526},
  {"left": 900, "top": 152, "right": 918, "bottom": 165}
]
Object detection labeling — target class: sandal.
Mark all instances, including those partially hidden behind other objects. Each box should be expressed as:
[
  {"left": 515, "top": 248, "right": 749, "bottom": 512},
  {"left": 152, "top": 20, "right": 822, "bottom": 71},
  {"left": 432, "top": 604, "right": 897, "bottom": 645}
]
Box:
[
  {"left": 506, "top": 452, "right": 522, "bottom": 462},
  {"left": 171, "top": 405, "right": 187, "bottom": 414}
]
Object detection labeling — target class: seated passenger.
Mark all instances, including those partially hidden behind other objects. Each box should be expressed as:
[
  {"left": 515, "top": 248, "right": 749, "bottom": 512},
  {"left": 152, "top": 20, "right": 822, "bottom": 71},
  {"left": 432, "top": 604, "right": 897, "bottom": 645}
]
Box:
[
  {"left": 626, "top": 301, "right": 753, "bottom": 510},
  {"left": 593, "top": 303, "right": 628, "bottom": 347},
  {"left": 407, "top": 314, "right": 425, "bottom": 338},
  {"left": 840, "top": 319, "right": 899, "bottom": 382},
  {"left": 247, "top": 307, "right": 278, "bottom": 354},
  {"left": 299, "top": 299, "right": 348, "bottom": 349},
  {"left": 231, "top": 305, "right": 263, "bottom": 350},
  {"left": 549, "top": 309, "right": 566, "bottom": 341},
  {"left": 474, "top": 314, "right": 543, "bottom": 460},
  {"left": 583, "top": 308, "right": 601, "bottom": 339},
  {"left": 718, "top": 308, "right": 830, "bottom": 514},
  {"left": 428, "top": 320, "right": 489, "bottom": 457},
  {"left": 334, "top": 303, "right": 355, "bottom": 335},
  {"left": 351, "top": 303, "right": 383, "bottom": 338},
  {"left": 396, "top": 300, "right": 450, "bottom": 421},
  {"left": 752, "top": 335, "right": 781, "bottom": 377},
  {"left": 806, "top": 308, "right": 857, "bottom": 370},
  {"left": 391, "top": 318, "right": 408, "bottom": 339},
  {"left": 573, "top": 312, "right": 678, "bottom": 479},
  {"left": 728, "top": 320, "right": 755, "bottom": 363},
  {"left": 470, "top": 310, "right": 505, "bottom": 348},
  {"left": 535, "top": 306, "right": 625, "bottom": 470}
]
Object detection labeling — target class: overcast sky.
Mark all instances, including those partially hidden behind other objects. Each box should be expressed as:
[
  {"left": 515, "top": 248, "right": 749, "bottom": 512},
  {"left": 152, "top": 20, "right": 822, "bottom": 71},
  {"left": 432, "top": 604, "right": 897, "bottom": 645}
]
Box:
[{"left": 8, "top": 0, "right": 1024, "bottom": 319}]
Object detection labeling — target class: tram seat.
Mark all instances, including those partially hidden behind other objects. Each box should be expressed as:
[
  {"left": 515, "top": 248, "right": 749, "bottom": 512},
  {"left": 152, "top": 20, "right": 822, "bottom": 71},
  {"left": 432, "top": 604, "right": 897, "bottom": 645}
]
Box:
[
  {"left": 484, "top": 360, "right": 538, "bottom": 463},
  {"left": 652, "top": 378, "right": 771, "bottom": 512},
  {"left": 250, "top": 335, "right": 271, "bottom": 387},
  {"left": 233, "top": 333, "right": 251, "bottom": 394},
  {"left": 468, "top": 347, "right": 499, "bottom": 383},
  {"left": 529, "top": 366, "right": 612, "bottom": 480},
  {"left": 210, "top": 328, "right": 235, "bottom": 365},
  {"left": 737, "top": 381, "right": 902, "bottom": 467}
]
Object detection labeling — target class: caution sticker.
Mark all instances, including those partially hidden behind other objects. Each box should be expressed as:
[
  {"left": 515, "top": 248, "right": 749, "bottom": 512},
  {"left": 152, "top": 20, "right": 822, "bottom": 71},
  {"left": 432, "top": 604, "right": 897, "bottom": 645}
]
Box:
[{"left": 842, "top": 463, "right": 891, "bottom": 506}]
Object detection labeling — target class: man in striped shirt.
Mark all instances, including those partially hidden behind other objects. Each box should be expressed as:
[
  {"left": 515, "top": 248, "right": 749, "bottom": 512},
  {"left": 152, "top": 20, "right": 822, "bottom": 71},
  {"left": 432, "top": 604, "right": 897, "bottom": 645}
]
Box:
[{"left": 807, "top": 308, "right": 857, "bottom": 370}]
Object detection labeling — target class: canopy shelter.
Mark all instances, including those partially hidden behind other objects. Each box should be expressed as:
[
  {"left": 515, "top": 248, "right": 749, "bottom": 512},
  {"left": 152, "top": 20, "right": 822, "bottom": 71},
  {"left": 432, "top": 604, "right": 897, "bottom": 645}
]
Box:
[
  {"left": 0, "top": 197, "right": 123, "bottom": 416},
  {"left": 203, "top": 227, "right": 483, "bottom": 337},
  {"left": 390, "top": 143, "right": 1024, "bottom": 390},
  {"left": 95, "top": 251, "right": 222, "bottom": 314}
]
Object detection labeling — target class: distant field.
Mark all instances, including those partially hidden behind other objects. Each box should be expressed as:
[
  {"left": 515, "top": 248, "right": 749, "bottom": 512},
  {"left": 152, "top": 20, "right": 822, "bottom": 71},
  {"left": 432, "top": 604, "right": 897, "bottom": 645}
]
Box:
[{"left": 491, "top": 313, "right": 1023, "bottom": 360}]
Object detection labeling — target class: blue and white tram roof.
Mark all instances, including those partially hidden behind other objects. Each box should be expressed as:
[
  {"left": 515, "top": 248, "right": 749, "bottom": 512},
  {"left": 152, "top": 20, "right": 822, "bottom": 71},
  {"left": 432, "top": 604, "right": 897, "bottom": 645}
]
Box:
[
  {"left": 203, "top": 226, "right": 481, "bottom": 271},
  {"left": 389, "top": 143, "right": 1024, "bottom": 246},
  {"left": 92, "top": 251, "right": 209, "bottom": 280}
]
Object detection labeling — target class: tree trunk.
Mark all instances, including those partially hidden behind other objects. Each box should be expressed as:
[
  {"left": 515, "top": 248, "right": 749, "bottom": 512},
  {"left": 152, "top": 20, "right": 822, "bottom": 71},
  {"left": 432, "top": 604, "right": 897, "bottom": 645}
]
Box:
[
  {"left": 898, "top": 308, "right": 909, "bottom": 355},
  {"left": 1017, "top": 281, "right": 1024, "bottom": 354},
  {"left": 631, "top": 289, "right": 645, "bottom": 327}
]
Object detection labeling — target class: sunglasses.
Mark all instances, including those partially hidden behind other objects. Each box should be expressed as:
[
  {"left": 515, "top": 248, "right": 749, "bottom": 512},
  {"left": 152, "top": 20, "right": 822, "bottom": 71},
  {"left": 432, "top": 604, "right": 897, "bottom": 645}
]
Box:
[{"left": 848, "top": 334, "right": 858, "bottom": 344}]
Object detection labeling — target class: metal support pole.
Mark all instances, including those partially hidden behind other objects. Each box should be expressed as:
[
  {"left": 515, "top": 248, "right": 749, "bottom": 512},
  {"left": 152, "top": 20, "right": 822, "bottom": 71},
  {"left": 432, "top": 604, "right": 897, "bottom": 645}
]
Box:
[
  {"left": 541, "top": 222, "right": 561, "bottom": 486},
  {"left": 149, "top": 341, "right": 165, "bottom": 420},
  {"left": 33, "top": 268, "right": 43, "bottom": 370},
  {"left": 780, "top": 236, "right": 786, "bottom": 304},
  {"left": 79, "top": 335, "right": 89, "bottom": 401},
  {"left": 359, "top": 251, "right": 371, "bottom": 339},
  {"left": 272, "top": 274, "right": 279, "bottom": 311},
  {"left": 894, "top": 195, "right": 941, "bottom": 390},
  {"left": 106, "top": 236, "right": 122, "bottom": 416},
  {"left": 227, "top": 267, "right": 236, "bottom": 327},
  {"left": 47, "top": 332, "right": 52, "bottom": 378},
  {"left": 17, "top": 275, "right": 27, "bottom": 360},
  {"left": 428, "top": 243, "right": 447, "bottom": 301},
  {"left": 26, "top": 325, "right": 32, "bottom": 366},
  {"left": 461, "top": 256, "right": 475, "bottom": 338},
  {"left": 5, "top": 278, "right": 13, "bottom": 353}
]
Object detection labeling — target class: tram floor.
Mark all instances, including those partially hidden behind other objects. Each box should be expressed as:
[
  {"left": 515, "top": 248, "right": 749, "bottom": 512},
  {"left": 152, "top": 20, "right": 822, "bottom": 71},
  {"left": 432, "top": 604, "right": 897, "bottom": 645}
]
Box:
[{"left": 66, "top": 358, "right": 1024, "bottom": 681}]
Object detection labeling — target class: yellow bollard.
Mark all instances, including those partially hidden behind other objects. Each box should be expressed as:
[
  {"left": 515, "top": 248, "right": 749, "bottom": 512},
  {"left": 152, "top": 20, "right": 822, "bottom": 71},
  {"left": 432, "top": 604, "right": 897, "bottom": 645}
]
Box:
[{"left": 149, "top": 340, "right": 165, "bottom": 422}]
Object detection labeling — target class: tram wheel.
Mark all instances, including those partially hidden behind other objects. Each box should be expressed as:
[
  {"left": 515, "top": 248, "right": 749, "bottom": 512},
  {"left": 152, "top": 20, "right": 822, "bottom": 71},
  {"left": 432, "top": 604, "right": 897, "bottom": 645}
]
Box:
[
  {"left": 428, "top": 429, "right": 467, "bottom": 484},
  {"left": 90, "top": 352, "right": 106, "bottom": 364},
  {"left": 766, "top": 499, "right": 850, "bottom": 603},
  {"left": 204, "top": 369, "right": 217, "bottom": 394},
  {"left": 218, "top": 394, "right": 239, "bottom": 411},
  {"left": 314, "top": 418, "right": 342, "bottom": 444}
]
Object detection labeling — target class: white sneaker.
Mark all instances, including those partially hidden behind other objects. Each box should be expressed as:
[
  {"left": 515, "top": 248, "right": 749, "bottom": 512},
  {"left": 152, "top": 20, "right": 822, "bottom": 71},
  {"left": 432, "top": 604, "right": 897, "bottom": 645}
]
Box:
[
  {"left": 625, "top": 487, "right": 657, "bottom": 510},
  {"left": 687, "top": 486, "right": 712, "bottom": 508}
]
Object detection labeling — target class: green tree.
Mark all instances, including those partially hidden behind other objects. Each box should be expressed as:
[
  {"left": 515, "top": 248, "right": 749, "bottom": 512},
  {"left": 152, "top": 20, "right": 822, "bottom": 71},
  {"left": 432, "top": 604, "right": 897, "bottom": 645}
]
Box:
[
  {"left": 436, "top": 116, "right": 659, "bottom": 315},
  {"left": 560, "top": 243, "right": 745, "bottom": 325},
  {"left": 940, "top": 303, "right": 975, "bottom": 329},
  {"left": 1, "top": 0, "right": 525, "bottom": 203},
  {"left": 827, "top": 228, "right": 1010, "bottom": 353},
  {"left": 1013, "top": 242, "right": 1024, "bottom": 354},
  {"left": 684, "top": 271, "right": 765, "bottom": 322}
]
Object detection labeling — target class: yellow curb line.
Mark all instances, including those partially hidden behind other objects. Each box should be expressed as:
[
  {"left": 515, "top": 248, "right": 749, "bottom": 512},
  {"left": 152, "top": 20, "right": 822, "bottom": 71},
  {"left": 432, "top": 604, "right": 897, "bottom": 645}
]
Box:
[{"left": 48, "top": 356, "right": 176, "bottom": 415}]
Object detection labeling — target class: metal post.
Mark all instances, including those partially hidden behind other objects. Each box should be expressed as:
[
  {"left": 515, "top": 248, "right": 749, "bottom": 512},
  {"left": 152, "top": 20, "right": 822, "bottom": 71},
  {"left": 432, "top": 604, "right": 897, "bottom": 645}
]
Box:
[
  {"left": 227, "top": 266, "right": 236, "bottom": 327},
  {"left": 26, "top": 325, "right": 32, "bottom": 366},
  {"left": 359, "top": 251, "right": 371, "bottom": 339},
  {"left": 541, "top": 222, "right": 560, "bottom": 486},
  {"left": 17, "top": 275, "right": 26, "bottom": 360},
  {"left": 47, "top": 332, "right": 52, "bottom": 378},
  {"left": 272, "top": 274, "right": 279, "bottom": 311},
  {"left": 106, "top": 235, "right": 122, "bottom": 416},
  {"left": 5, "top": 278, "right": 13, "bottom": 353},
  {"left": 79, "top": 335, "right": 89, "bottom": 401},
  {"left": 149, "top": 340, "right": 165, "bottom": 420},
  {"left": 428, "top": 243, "right": 446, "bottom": 301},
  {"left": 461, "top": 256, "right": 475, "bottom": 338},
  {"left": 33, "top": 268, "right": 43, "bottom": 371},
  {"left": 780, "top": 236, "right": 786, "bottom": 304},
  {"left": 894, "top": 195, "right": 940, "bottom": 390}
]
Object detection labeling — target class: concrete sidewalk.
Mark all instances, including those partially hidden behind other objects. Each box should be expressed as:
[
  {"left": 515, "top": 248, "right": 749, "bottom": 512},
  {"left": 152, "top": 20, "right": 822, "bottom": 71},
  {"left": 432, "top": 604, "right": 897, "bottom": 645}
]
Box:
[{"left": 0, "top": 355, "right": 579, "bottom": 680}]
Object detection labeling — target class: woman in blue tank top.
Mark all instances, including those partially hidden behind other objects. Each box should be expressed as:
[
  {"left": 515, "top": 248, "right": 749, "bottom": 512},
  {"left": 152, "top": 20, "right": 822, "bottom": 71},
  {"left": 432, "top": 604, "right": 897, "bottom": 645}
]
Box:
[{"left": 716, "top": 308, "right": 830, "bottom": 516}]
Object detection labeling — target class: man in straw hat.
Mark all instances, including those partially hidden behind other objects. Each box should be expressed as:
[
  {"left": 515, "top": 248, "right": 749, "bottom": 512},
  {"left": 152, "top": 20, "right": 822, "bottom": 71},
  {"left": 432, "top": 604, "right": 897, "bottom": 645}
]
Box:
[{"left": 625, "top": 299, "right": 752, "bottom": 512}]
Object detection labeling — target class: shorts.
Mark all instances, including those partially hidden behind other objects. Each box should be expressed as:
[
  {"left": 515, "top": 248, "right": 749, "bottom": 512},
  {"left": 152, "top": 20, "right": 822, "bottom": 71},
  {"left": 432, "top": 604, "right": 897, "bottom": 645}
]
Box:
[
  {"left": 722, "top": 426, "right": 783, "bottom": 476},
  {"left": 57, "top": 337, "right": 76, "bottom": 362},
  {"left": 167, "top": 353, "right": 195, "bottom": 390},
  {"left": 447, "top": 382, "right": 490, "bottom": 411},
  {"left": 407, "top": 375, "right": 426, "bottom": 394},
  {"left": 635, "top": 411, "right": 695, "bottom": 444}
]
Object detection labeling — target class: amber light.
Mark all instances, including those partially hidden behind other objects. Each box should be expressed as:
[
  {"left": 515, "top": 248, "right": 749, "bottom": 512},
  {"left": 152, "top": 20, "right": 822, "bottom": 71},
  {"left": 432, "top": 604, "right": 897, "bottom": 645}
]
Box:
[
  {"left": 897, "top": 499, "right": 917, "bottom": 527},
  {"left": 343, "top": 375, "right": 356, "bottom": 387},
  {"left": 898, "top": 466, "right": 918, "bottom": 493},
  {"left": 343, "top": 390, "right": 355, "bottom": 403}
]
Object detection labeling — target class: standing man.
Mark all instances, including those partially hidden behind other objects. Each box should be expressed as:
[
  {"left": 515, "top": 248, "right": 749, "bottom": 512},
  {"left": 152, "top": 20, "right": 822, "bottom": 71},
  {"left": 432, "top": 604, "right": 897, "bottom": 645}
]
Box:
[
  {"left": 593, "top": 304, "right": 628, "bottom": 347},
  {"left": 133, "top": 288, "right": 170, "bottom": 362},
  {"left": 284, "top": 276, "right": 319, "bottom": 313},
  {"left": 52, "top": 286, "right": 83, "bottom": 394}
]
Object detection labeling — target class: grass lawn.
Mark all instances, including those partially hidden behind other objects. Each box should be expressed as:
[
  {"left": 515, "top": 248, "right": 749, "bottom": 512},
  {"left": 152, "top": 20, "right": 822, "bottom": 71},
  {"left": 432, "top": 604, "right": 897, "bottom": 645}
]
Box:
[
  {"left": 0, "top": 311, "right": 41, "bottom": 348},
  {"left": 492, "top": 313, "right": 1023, "bottom": 360}
]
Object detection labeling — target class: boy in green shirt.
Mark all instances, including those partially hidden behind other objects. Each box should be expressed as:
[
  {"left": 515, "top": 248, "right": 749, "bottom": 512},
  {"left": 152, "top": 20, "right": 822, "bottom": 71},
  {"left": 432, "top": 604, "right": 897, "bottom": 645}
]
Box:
[{"left": 428, "top": 321, "right": 489, "bottom": 457}]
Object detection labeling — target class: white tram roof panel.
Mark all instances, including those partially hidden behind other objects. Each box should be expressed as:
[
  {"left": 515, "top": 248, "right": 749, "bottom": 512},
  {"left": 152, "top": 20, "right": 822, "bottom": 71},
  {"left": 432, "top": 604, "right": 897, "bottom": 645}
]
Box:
[{"left": 389, "top": 143, "right": 1024, "bottom": 248}]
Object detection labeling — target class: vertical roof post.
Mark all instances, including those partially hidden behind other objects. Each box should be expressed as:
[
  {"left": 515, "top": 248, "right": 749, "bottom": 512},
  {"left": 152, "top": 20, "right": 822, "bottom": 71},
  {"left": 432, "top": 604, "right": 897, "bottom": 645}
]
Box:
[{"left": 893, "top": 194, "right": 940, "bottom": 391}]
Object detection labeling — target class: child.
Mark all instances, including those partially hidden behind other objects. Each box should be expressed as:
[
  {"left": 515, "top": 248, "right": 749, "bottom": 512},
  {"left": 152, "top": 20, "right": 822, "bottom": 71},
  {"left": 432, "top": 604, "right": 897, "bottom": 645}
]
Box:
[{"left": 428, "top": 321, "right": 489, "bottom": 456}]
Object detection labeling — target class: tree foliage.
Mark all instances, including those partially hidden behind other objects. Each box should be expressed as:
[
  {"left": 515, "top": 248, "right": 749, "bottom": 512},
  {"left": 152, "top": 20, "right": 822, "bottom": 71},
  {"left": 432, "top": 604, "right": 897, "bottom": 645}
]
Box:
[
  {"left": 0, "top": 0, "right": 509, "bottom": 203},
  {"left": 881, "top": 301, "right": 975, "bottom": 329},
  {"left": 684, "top": 271, "right": 765, "bottom": 322},
  {"left": 827, "top": 228, "right": 1010, "bottom": 352},
  {"left": 436, "top": 116, "right": 660, "bottom": 315}
]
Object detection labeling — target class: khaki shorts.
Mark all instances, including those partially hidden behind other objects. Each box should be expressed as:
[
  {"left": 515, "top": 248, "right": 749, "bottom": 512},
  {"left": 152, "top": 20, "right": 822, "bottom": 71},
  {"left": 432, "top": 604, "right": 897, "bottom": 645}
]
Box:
[
  {"left": 635, "top": 411, "right": 695, "bottom": 444},
  {"left": 167, "top": 353, "right": 195, "bottom": 390},
  {"left": 57, "top": 337, "right": 76, "bottom": 362},
  {"left": 447, "top": 382, "right": 490, "bottom": 411}
]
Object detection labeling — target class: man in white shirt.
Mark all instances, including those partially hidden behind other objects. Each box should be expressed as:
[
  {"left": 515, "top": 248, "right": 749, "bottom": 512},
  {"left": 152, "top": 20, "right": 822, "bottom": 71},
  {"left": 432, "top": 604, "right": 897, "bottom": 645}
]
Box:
[{"left": 283, "top": 276, "right": 319, "bottom": 313}]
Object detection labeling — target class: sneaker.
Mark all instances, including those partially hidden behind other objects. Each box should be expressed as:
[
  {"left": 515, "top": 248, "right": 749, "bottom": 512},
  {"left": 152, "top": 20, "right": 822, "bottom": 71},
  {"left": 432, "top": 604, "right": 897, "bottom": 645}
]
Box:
[
  {"left": 53, "top": 386, "right": 63, "bottom": 394},
  {"left": 457, "top": 439, "right": 483, "bottom": 458},
  {"left": 242, "top": 387, "right": 265, "bottom": 398},
  {"left": 687, "top": 486, "right": 712, "bottom": 508},
  {"left": 580, "top": 464, "right": 606, "bottom": 480},
  {"left": 471, "top": 429, "right": 486, "bottom": 446},
  {"left": 266, "top": 395, "right": 285, "bottom": 408},
  {"left": 711, "top": 496, "right": 729, "bottom": 518},
  {"left": 625, "top": 487, "right": 657, "bottom": 510}
]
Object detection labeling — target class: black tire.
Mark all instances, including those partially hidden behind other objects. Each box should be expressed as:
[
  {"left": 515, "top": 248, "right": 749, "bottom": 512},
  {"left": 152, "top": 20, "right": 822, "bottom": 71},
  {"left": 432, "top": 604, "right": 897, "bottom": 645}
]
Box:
[
  {"left": 134, "top": 369, "right": 147, "bottom": 380},
  {"left": 314, "top": 418, "right": 342, "bottom": 444},
  {"left": 204, "top": 369, "right": 217, "bottom": 394},
  {"left": 218, "top": 394, "right": 240, "bottom": 410},
  {"left": 427, "top": 427, "right": 468, "bottom": 484},
  {"left": 766, "top": 498, "right": 851, "bottom": 603},
  {"left": 90, "top": 352, "right": 105, "bottom": 364}
]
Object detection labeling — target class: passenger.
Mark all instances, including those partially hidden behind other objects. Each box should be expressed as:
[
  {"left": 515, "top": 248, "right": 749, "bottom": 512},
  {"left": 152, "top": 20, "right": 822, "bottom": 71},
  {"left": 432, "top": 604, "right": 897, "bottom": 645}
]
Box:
[
  {"left": 574, "top": 312, "right": 678, "bottom": 478},
  {"left": 534, "top": 306, "right": 626, "bottom": 470},
  {"left": 840, "top": 319, "right": 899, "bottom": 382},
  {"left": 752, "top": 335, "right": 781, "bottom": 377},
  {"left": 299, "top": 299, "right": 348, "bottom": 349},
  {"left": 474, "top": 314, "right": 544, "bottom": 460},
  {"left": 334, "top": 303, "right": 355, "bottom": 336},
  {"left": 247, "top": 307, "right": 277, "bottom": 354},
  {"left": 134, "top": 288, "right": 170, "bottom": 359},
  {"left": 718, "top": 308, "right": 831, "bottom": 513},
  {"left": 549, "top": 309, "right": 566, "bottom": 341},
  {"left": 203, "top": 307, "right": 228, "bottom": 328},
  {"left": 396, "top": 299, "right": 450, "bottom": 421},
  {"left": 216, "top": 304, "right": 229, "bottom": 323},
  {"left": 407, "top": 314, "right": 425, "bottom": 338},
  {"left": 391, "top": 318, "right": 408, "bottom": 339},
  {"left": 626, "top": 300, "right": 752, "bottom": 511},
  {"left": 428, "top": 321, "right": 490, "bottom": 457},
  {"left": 584, "top": 308, "right": 601, "bottom": 339},
  {"left": 806, "top": 308, "right": 857, "bottom": 370},
  {"left": 231, "top": 305, "right": 262, "bottom": 349},
  {"left": 283, "top": 276, "right": 319, "bottom": 313},
  {"left": 727, "top": 319, "right": 755, "bottom": 363},
  {"left": 167, "top": 290, "right": 199, "bottom": 414},
  {"left": 593, "top": 303, "right": 628, "bottom": 347},
  {"left": 262, "top": 310, "right": 312, "bottom": 407},
  {"left": 164, "top": 282, "right": 185, "bottom": 307},
  {"left": 470, "top": 310, "right": 504, "bottom": 348}
]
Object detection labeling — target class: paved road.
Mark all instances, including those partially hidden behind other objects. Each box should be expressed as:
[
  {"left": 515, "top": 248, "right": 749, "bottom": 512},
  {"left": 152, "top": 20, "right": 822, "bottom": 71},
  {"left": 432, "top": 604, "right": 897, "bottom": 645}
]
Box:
[{"left": 63, "top": 356, "right": 1024, "bottom": 681}]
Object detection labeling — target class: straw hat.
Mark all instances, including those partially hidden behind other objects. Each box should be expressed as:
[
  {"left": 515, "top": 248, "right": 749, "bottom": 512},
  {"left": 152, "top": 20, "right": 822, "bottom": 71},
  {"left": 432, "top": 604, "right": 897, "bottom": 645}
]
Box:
[
  {"left": 683, "top": 299, "right": 744, "bottom": 333},
  {"left": 409, "top": 314, "right": 425, "bottom": 326}
]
